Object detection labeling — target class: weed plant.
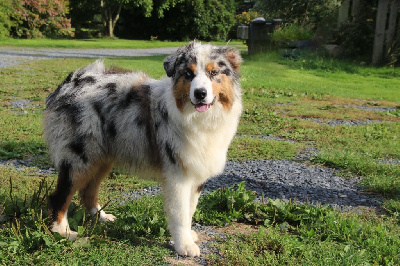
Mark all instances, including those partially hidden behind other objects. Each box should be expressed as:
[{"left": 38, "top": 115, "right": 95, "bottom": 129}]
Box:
[{"left": 196, "top": 183, "right": 400, "bottom": 265}]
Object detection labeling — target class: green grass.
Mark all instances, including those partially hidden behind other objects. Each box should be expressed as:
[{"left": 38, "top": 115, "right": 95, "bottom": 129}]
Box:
[
  {"left": 0, "top": 172, "right": 171, "bottom": 264},
  {"left": 196, "top": 183, "right": 400, "bottom": 265},
  {"left": 228, "top": 137, "right": 305, "bottom": 161},
  {"left": 1, "top": 49, "right": 400, "bottom": 264},
  {"left": 242, "top": 52, "right": 400, "bottom": 101},
  {"left": 0, "top": 38, "right": 244, "bottom": 49},
  {"left": 208, "top": 220, "right": 400, "bottom": 265}
]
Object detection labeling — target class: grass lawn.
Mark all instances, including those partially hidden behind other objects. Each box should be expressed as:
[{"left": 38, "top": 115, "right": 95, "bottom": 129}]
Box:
[
  {"left": 0, "top": 47, "right": 399, "bottom": 264},
  {"left": 0, "top": 38, "right": 244, "bottom": 49}
]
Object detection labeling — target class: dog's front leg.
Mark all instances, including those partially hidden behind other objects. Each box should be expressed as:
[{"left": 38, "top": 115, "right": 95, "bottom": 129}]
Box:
[{"left": 162, "top": 178, "right": 200, "bottom": 257}]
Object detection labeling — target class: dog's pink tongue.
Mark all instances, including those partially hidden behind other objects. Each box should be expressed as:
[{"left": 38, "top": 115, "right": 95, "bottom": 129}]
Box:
[{"left": 195, "top": 104, "right": 210, "bottom": 112}]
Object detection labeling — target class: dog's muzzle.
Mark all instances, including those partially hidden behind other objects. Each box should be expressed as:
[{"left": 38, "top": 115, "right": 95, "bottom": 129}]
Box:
[{"left": 193, "top": 88, "right": 216, "bottom": 112}]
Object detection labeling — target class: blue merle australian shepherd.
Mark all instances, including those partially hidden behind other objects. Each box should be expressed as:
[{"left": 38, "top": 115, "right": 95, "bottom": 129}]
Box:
[{"left": 43, "top": 41, "right": 242, "bottom": 257}]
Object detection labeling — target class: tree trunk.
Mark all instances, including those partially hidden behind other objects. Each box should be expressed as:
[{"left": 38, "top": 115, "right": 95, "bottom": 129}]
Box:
[
  {"left": 351, "top": 0, "right": 361, "bottom": 20},
  {"left": 372, "top": 0, "right": 390, "bottom": 65},
  {"left": 108, "top": 12, "right": 114, "bottom": 37},
  {"left": 338, "top": 0, "right": 351, "bottom": 26},
  {"left": 110, "top": 3, "right": 122, "bottom": 38},
  {"left": 385, "top": 0, "right": 400, "bottom": 53},
  {"left": 100, "top": 1, "right": 123, "bottom": 37},
  {"left": 101, "top": 0, "right": 107, "bottom": 29}
]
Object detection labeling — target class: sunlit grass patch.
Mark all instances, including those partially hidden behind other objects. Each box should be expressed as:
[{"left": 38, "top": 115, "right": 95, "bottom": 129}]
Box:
[
  {"left": 239, "top": 101, "right": 302, "bottom": 136},
  {"left": 274, "top": 97, "right": 399, "bottom": 122},
  {"left": 241, "top": 52, "right": 400, "bottom": 101},
  {"left": 308, "top": 122, "right": 400, "bottom": 197},
  {"left": 208, "top": 219, "right": 400, "bottom": 265},
  {"left": 0, "top": 38, "right": 243, "bottom": 49},
  {"left": 228, "top": 137, "right": 304, "bottom": 161},
  {"left": 0, "top": 109, "right": 45, "bottom": 159},
  {"left": 0, "top": 58, "right": 93, "bottom": 102}
]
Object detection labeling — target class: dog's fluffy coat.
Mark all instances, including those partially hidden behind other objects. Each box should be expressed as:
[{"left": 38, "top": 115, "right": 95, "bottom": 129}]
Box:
[{"left": 43, "top": 42, "right": 242, "bottom": 256}]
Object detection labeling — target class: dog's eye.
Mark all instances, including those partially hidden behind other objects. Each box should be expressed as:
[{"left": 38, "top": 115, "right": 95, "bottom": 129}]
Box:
[
  {"left": 210, "top": 69, "right": 219, "bottom": 77},
  {"left": 185, "top": 70, "right": 194, "bottom": 80}
]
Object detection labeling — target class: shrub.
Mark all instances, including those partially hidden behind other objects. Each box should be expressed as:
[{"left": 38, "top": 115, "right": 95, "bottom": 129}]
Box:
[
  {"left": 271, "top": 24, "right": 313, "bottom": 42},
  {"left": 0, "top": 0, "right": 13, "bottom": 38},
  {"left": 10, "top": 0, "right": 73, "bottom": 38},
  {"left": 235, "top": 11, "right": 260, "bottom": 25},
  {"left": 333, "top": 18, "right": 375, "bottom": 60}
]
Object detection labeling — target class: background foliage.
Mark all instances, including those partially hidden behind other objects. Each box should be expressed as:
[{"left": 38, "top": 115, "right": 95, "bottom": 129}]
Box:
[
  {"left": 0, "top": 0, "right": 14, "bottom": 38},
  {"left": 68, "top": 0, "right": 101, "bottom": 38},
  {"left": 116, "top": 0, "right": 236, "bottom": 41},
  {"left": 332, "top": 1, "right": 380, "bottom": 61},
  {"left": 253, "top": 0, "right": 340, "bottom": 28},
  {"left": 10, "top": 0, "right": 73, "bottom": 38}
]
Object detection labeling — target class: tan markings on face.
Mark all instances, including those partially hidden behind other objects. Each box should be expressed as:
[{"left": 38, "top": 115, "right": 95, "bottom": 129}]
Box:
[
  {"left": 213, "top": 74, "right": 235, "bottom": 111},
  {"left": 189, "top": 63, "right": 197, "bottom": 74},
  {"left": 173, "top": 63, "right": 197, "bottom": 112},
  {"left": 173, "top": 77, "right": 191, "bottom": 111},
  {"left": 206, "top": 62, "right": 218, "bottom": 73}
]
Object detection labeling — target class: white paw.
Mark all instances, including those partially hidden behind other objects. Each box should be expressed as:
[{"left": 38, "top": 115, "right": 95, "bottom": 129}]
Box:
[
  {"left": 175, "top": 241, "right": 201, "bottom": 257},
  {"left": 91, "top": 207, "right": 116, "bottom": 222},
  {"left": 51, "top": 222, "right": 78, "bottom": 241},
  {"left": 191, "top": 230, "right": 199, "bottom": 242},
  {"left": 99, "top": 212, "right": 116, "bottom": 222},
  {"left": 66, "top": 230, "right": 78, "bottom": 241}
]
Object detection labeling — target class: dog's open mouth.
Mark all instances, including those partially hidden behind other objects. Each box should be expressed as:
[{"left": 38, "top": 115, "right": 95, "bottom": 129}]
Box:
[
  {"left": 194, "top": 103, "right": 211, "bottom": 112},
  {"left": 194, "top": 97, "right": 216, "bottom": 112}
]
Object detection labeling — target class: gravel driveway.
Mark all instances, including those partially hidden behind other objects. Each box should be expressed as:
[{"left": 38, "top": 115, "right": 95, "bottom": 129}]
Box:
[
  {"left": 0, "top": 46, "right": 179, "bottom": 68},
  {"left": 0, "top": 46, "right": 383, "bottom": 212}
]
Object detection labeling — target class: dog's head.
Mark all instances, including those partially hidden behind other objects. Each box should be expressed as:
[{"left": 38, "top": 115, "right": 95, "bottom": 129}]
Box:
[{"left": 164, "top": 41, "right": 242, "bottom": 113}]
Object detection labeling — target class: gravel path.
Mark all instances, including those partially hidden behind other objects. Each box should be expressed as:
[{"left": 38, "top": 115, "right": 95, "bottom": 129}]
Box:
[{"left": 122, "top": 159, "right": 382, "bottom": 212}]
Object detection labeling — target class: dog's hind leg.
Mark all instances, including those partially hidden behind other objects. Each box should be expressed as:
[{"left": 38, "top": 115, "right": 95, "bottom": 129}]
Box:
[
  {"left": 162, "top": 178, "right": 201, "bottom": 257},
  {"left": 49, "top": 161, "right": 80, "bottom": 240},
  {"left": 79, "top": 160, "right": 115, "bottom": 222}
]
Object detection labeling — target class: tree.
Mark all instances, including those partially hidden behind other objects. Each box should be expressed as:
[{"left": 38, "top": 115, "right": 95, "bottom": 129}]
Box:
[
  {"left": 100, "top": 0, "right": 182, "bottom": 37},
  {"left": 155, "top": 0, "right": 236, "bottom": 41}
]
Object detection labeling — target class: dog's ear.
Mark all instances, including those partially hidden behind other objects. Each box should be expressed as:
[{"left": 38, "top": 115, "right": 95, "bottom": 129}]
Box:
[
  {"left": 164, "top": 42, "right": 196, "bottom": 77},
  {"left": 225, "top": 48, "right": 242, "bottom": 72},
  {"left": 163, "top": 53, "right": 178, "bottom": 77}
]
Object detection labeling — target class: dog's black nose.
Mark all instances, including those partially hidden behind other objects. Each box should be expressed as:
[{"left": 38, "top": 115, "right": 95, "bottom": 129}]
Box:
[{"left": 194, "top": 88, "right": 207, "bottom": 100}]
